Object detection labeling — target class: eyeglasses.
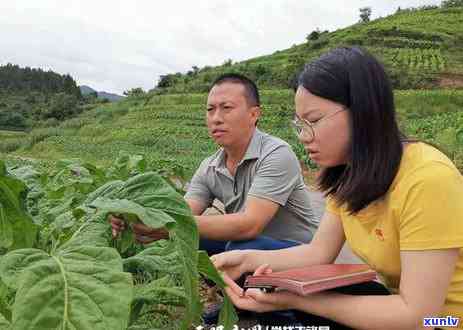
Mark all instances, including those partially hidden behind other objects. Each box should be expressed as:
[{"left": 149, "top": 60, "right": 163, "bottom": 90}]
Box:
[{"left": 291, "top": 108, "right": 346, "bottom": 142}]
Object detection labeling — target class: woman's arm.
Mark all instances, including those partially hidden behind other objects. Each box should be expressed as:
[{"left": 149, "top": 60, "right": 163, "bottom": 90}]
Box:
[
  {"left": 245, "top": 210, "right": 346, "bottom": 272},
  {"left": 289, "top": 248, "right": 459, "bottom": 330}
]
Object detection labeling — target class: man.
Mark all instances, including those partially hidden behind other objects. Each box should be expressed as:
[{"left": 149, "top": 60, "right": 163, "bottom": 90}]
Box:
[{"left": 111, "top": 73, "right": 318, "bottom": 255}]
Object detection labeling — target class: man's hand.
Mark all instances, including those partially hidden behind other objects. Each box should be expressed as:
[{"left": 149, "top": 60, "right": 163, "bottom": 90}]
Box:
[
  {"left": 108, "top": 215, "right": 169, "bottom": 244},
  {"left": 132, "top": 223, "right": 169, "bottom": 243},
  {"left": 109, "top": 215, "right": 126, "bottom": 238}
]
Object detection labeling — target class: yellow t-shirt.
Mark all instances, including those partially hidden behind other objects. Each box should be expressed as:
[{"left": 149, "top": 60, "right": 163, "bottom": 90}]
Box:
[{"left": 326, "top": 142, "right": 463, "bottom": 326}]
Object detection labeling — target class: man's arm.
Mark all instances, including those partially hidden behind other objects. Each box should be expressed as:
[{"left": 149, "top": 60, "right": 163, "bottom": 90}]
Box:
[
  {"left": 197, "top": 145, "right": 307, "bottom": 241},
  {"left": 195, "top": 196, "right": 279, "bottom": 241},
  {"left": 185, "top": 198, "right": 208, "bottom": 216},
  {"left": 129, "top": 196, "right": 277, "bottom": 242}
]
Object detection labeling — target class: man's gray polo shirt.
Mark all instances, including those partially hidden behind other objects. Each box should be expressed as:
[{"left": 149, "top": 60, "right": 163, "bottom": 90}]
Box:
[{"left": 184, "top": 129, "right": 318, "bottom": 243}]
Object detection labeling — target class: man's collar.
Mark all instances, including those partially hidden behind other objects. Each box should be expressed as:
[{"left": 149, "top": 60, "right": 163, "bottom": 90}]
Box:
[
  {"left": 209, "top": 128, "right": 262, "bottom": 169},
  {"left": 241, "top": 128, "right": 262, "bottom": 162}
]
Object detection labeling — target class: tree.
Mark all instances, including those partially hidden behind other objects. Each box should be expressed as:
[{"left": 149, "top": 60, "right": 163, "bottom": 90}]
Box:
[
  {"left": 42, "top": 93, "right": 79, "bottom": 121},
  {"left": 223, "top": 59, "right": 233, "bottom": 67},
  {"left": 359, "top": 7, "right": 372, "bottom": 23},
  {"left": 441, "top": 0, "right": 463, "bottom": 7},
  {"left": 0, "top": 64, "right": 81, "bottom": 97},
  {"left": 123, "top": 87, "right": 145, "bottom": 97},
  {"left": 156, "top": 73, "right": 182, "bottom": 89},
  {"left": 306, "top": 29, "right": 321, "bottom": 41},
  {"left": 255, "top": 64, "right": 269, "bottom": 78},
  {"left": 0, "top": 111, "right": 27, "bottom": 128}
]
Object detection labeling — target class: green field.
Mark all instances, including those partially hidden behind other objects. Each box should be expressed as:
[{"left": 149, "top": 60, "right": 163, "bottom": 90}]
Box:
[{"left": 2, "top": 89, "right": 463, "bottom": 178}]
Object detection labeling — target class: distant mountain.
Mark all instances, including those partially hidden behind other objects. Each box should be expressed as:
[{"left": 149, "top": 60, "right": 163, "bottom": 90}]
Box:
[
  {"left": 79, "top": 85, "right": 96, "bottom": 95},
  {"left": 79, "top": 85, "right": 124, "bottom": 102}
]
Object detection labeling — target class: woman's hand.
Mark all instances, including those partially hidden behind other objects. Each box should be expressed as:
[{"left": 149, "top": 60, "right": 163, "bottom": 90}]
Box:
[
  {"left": 221, "top": 264, "right": 299, "bottom": 313},
  {"left": 211, "top": 249, "right": 255, "bottom": 280}
]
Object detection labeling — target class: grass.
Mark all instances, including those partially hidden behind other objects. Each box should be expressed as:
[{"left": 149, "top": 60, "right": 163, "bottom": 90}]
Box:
[{"left": 3, "top": 89, "right": 462, "bottom": 178}]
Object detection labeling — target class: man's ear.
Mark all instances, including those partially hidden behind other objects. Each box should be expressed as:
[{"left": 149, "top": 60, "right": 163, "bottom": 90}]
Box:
[{"left": 251, "top": 106, "right": 261, "bottom": 125}]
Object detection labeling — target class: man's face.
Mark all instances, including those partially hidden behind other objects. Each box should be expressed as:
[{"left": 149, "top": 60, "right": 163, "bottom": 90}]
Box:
[{"left": 206, "top": 82, "right": 260, "bottom": 148}]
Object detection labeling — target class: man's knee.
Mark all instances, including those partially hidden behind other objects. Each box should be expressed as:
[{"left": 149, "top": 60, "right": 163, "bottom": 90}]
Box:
[
  {"left": 225, "top": 236, "right": 300, "bottom": 251},
  {"left": 225, "top": 239, "right": 259, "bottom": 251}
]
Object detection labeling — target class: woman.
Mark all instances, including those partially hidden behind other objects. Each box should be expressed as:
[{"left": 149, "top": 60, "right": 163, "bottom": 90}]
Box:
[{"left": 212, "top": 47, "right": 463, "bottom": 329}]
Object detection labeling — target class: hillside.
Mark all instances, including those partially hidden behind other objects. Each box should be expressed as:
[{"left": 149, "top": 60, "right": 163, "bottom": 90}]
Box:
[
  {"left": 2, "top": 90, "right": 462, "bottom": 179},
  {"left": 156, "top": 6, "right": 463, "bottom": 93},
  {"left": 0, "top": 64, "right": 83, "bottom": 130},
  {"left": 1, "top": 5, "right": 463, "bottom": 180}
]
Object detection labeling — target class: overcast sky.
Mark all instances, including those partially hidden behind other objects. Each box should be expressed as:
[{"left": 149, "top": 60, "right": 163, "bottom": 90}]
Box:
[{"left": 1, "top": 1, "right": 441, "bottom": 94}]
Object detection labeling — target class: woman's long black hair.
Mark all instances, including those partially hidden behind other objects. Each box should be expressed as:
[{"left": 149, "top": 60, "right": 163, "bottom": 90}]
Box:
[{"left": 298, "top": 46, "right": 405, "bottom": 214}]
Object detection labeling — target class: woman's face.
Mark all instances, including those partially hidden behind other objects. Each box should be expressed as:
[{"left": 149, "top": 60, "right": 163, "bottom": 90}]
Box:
[{"left": 294, "top": 86, "right": 351, "bottom": 167}]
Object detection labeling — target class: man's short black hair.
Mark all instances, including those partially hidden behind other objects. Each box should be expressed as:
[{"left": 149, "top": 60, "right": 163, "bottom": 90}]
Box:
[{"left": 210, "top": 73, "right": 260, "bottom": 107}]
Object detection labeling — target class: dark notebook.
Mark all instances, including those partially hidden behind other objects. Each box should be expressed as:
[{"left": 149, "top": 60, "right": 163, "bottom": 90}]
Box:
[{"left": 244, "top": 264, "right": 377, "bottom": 295}]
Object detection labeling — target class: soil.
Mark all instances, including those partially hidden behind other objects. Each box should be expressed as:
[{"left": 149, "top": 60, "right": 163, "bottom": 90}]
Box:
[{"left": 438, "top": 73, "right": 463, "bottom": 88}]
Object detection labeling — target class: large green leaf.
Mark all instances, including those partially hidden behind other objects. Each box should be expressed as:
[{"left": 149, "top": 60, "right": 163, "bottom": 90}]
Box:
[
  {"left": 89, "top": 198, "right": 176, "bottom": 230},
  {"left": 133, "top": 276, "right": 186, "bottom": 306},
  {"left": 128, "top": 275, "right": 187, "bottom": 327},
  {"left": 9, "top": 165, "right": 45, "bottom": 204},
  {"left": 0, "top": 203, "right": 13, "bottom": 249},
  {"left": 82, "top": 180, "right": 124, "bottom": 206},
  {"left": 82, "top": 172, "right": 202, "bottom": 329},
  {"left": 106, "top": 152, "right": 147, "bottom": 180},
  {"left": 169, "top": 213, "right": 201, "bottom": 329},
  {"left": 0, "top": 313, "right": 9, "bottom": 330},
  {"left": 0, "top": 245, "right": 133, "bottom": 330},
  {"left": 0, "top": 278, "right": 11, "bottom": 324},
  {"left": 0, "top": 161, "right": 37, "bottom": 250},
  {"left": 59, "top": 213, "right": 111, "bottom": 250},
  {"left": 198, "top": 251, "right": 238, "bottom": 330},
  {"left": 123, "top": 242, "right": 182, "bottom": 275}
]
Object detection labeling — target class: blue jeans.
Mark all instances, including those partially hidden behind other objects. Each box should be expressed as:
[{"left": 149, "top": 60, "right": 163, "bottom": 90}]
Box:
[{"left": 199, "top": 235, "right": 301, "bottom": 256}]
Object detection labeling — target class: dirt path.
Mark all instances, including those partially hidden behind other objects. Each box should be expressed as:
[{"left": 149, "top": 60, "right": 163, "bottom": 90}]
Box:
[{"left": 438, "top": 73, "right": 463, "bottom": 88}]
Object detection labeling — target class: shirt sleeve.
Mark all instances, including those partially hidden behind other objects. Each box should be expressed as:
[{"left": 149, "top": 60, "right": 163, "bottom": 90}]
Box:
[
  {"left": 398, "top": 162, "right": 463, "bottom": 250},
  {"left": 247, "top": 145, "right": 303, "bottom": 206},
  {"left": 184, "top": 158, "right": 213, "bottom": 207}
]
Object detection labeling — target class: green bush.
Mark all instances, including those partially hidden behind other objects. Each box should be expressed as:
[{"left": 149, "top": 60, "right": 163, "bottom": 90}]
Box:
[
  {"left": 0, "top": 138, "right": 22, "bottom": 153},
  {"left": 0, "top": 111, "right": 27, "bottom": 129},
  {"left": 22, "top": 127, "right": 64, "bottom": 150}
]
